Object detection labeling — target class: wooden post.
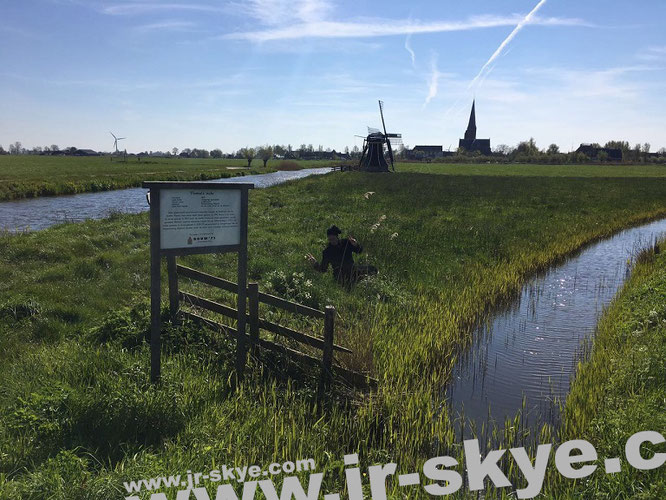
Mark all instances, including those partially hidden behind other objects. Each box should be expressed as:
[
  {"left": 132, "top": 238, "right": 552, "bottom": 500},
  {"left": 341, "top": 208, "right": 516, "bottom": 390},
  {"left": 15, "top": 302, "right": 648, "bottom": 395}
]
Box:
[
  {"left": 248, "top": 283, "right": 259, "bottom": 354},
  {"left": 234, "top": 189, "right": 250, "bottom": 382},
  {"left": 149, "top": 188, "right": 162, "bottom": 383},
  {"left": 167, "top": 256, "right": 179, "bottom": 323},
  {"left": 319, "top": 305, "right": 335, "bottom": 396}
]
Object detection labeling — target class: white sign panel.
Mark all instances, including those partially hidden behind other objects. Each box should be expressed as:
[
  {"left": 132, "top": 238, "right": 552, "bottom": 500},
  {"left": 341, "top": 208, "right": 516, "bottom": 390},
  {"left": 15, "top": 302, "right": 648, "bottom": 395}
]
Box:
[{"left": 159, "top": 189, "right": 241, "bottom": 250}]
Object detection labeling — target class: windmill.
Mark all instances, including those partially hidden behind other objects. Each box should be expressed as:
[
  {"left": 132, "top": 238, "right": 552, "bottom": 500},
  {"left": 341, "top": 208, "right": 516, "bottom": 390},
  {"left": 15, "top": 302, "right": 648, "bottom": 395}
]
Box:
[
  {"left": 110, "top": 131, "right": 126, "bottom": 154},
  {"left": 358, "top": 100, "right": 402, "bottom": 172}
]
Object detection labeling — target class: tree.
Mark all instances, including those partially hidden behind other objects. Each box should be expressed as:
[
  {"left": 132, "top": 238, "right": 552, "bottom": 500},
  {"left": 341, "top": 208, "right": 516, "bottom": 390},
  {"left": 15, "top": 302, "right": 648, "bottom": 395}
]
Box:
[
  {"left": 257, "top": 145, "right": 273, "bottom": 168},
  {"left": 210, "top": 148, "right": 223, "bottom": 158},
  {"left": 273, "top": 144, "right": 286, "bottom": 157},
  {"left": 9, "top": 141, "right": 22, "bottom": 155},
  {"left": 344, "top": 146, "right": 350, "bottom": 155},
  {"left": 494, "top": 144, "right": 513, "bottom": 155},
  {"left": 597, "top": 150, "right": 609, "bottom": 162},
  {"left": 604, "top": 140, "right": 629, "bottom": 152},
  {"left": 546, "top": 144, "right": 560, "bottom": 155},
  {"left": 642, "top": 143, "right": 651, "bottom": 154},
  {"left": 50, "top": 144, "right": 60, "bottom": 152},
  {"left": 239, "top": 147, "right": 255, "bottom": 167},
  {"left": 172, "top": 147, "right": 179, "bottom": 156},
  {"left": 0, "top": 145, "right": 5, "bottom": 155},
  {"left": 658, "top": 147, "right": 666, "bottom": 155},
  {"left": 515, "top": 138, "right": 539, "bottom": 156}
]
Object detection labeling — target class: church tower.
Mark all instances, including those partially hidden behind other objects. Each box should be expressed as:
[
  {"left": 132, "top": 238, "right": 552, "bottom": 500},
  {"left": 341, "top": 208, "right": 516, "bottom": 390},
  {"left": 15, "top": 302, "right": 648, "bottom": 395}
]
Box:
[
  {"left": 458, "top": 100, "right": 491, "bottom": 155},
  {"left": 464, "top": 100, "right": 477, "bottom": 141}
]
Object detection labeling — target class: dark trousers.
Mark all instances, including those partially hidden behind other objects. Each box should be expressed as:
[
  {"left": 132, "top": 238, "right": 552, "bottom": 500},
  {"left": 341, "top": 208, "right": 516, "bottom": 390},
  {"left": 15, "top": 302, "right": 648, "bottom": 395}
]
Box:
[{"left": 335, "top": 264, "right": 378, "bottom": 286}]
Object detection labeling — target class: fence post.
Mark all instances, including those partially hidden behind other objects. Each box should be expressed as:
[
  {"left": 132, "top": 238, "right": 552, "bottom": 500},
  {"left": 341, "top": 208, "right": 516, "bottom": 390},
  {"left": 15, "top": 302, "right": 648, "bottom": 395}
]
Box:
[
  {"left": 167, "top": 256, "right": 179, "bottom": 323},
  {"left": 319, "top": 305, "right": 335, "bottom": 397},
  {"left": 149, "top": 188, "right": 162, "bottom": 384},
  {"left": 248, "top": 283, "right": 259, "bottom": 354}
]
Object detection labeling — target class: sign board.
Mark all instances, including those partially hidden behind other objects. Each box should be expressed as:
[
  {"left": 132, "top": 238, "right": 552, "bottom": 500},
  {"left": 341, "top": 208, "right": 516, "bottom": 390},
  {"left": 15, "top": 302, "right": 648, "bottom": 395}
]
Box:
[
  {"left": 159, "top": 188, "right": 241, "bottom": 250},
  {"left": 142, "top": 181, "right": 254, "bottom": 383}
]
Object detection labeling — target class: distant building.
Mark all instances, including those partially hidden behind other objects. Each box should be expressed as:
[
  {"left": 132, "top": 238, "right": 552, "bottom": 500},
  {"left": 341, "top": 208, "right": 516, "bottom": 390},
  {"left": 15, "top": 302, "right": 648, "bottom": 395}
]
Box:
[
  {"left": 74, "top": 149, "right": 101, "bottom": 156},
  {"left": 576, "top": 144, "right": 622, "bottom": 161},
  {"left": 458, "top": 100, "right": 492, "bottom": 155},
  {"left": 412, "top": 145, "right": 443, "bottom": 158}
]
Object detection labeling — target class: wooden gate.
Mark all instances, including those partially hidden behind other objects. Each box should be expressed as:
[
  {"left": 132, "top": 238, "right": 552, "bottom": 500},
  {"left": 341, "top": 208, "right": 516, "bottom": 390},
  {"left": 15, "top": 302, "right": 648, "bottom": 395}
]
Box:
[{"left": 168, "top": 262, "right": 375, "bottom": 392}]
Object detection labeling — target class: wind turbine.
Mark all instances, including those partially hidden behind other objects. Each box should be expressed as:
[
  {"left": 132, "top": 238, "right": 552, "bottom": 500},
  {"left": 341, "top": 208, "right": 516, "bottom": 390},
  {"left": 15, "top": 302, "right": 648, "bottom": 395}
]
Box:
[{"left": 110, "top": 131, "right": 126, "bottom": 153}]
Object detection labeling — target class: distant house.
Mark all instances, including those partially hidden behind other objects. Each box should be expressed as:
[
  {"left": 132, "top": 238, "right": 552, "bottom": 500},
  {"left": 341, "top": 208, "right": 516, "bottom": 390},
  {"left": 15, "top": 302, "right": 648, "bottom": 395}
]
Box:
[
  {"left": 410, "top": 145, "right": 443, "bottom": 159},
  {"left": 576, "top": 144, "right": 622, "bottom": 161},
  {"left": 74, "top": 149, "right": 101, "bottom": 156}
]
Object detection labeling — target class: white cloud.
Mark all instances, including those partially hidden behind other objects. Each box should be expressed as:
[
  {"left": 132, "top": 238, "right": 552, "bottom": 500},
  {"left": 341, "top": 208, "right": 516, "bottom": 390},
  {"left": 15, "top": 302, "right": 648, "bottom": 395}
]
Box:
[
  {"left": 133, "top": 20, "right": 198, "bottom": 33},
  {"left": 404, "top": 33, "right": 416, "bottom": 68},
  {"left": 637, "top": 45, "right": 666, "bottom": 61},
  {"left": 231, "top": 0, "right": 332, "bottom": 26},
  {"left": 221, "top": 14, "right": 590, "bottom": 42},
  {"left": 102, "top": 3, "right": 224, "bottom": 16}
]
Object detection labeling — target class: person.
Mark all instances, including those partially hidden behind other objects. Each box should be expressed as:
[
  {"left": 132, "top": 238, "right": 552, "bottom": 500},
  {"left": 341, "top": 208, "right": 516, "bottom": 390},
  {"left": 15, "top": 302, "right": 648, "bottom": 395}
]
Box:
[{"left": 306, "top": 225, "right": 377, "bottom": 286}]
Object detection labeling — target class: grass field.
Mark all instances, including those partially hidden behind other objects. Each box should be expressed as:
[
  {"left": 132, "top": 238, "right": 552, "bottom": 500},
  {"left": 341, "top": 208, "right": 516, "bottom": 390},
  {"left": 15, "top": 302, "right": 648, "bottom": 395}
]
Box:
[
  {"left": 3, "top": 155, "right": 666, "bottom": 203},
  {"left": 1, "top": 168, "right": 665, "bottom": 498},
  {"left": 0, "top": 156, "right": 327, "bottom": 202},
  {"left": 397, "top": 161, "right": 666, "bottom": 177}
]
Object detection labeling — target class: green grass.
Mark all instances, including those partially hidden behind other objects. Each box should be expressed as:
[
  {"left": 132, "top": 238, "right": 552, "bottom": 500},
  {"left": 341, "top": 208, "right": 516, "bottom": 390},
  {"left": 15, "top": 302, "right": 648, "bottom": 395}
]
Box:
[
  {"left": 3, "top": 156, "right": 665, "bottom": 203},
  {"left": 397, "top": 161, "right": 666, "bottom": 177},
  {"left": 0, "top": 156, "right": 330, "bottom": 201},
  {"left": 1, "top": 170, "right": 665, "bottom": 498}
]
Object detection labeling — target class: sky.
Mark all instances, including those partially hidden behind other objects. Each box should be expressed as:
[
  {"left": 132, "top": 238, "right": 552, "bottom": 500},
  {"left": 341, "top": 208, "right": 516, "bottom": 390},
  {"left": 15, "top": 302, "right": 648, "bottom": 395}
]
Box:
[{"left": 1, "top": 0, "right": 665, "bottom": 153}]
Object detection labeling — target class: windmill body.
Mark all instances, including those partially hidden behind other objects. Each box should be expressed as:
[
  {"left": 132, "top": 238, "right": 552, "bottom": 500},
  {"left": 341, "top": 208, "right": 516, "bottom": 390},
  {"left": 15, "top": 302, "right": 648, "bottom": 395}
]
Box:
[{"left": 358, "top": 100, "right": 402, "bottom": 173}]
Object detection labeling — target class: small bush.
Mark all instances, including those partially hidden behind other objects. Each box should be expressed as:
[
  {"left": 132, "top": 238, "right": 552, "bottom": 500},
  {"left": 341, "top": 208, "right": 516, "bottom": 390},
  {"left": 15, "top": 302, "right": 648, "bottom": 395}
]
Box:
[
  {"left": 265, "top": 270, "right": 322, "bottom": 309},
  {"left": 277, "top": 160, "right": 300, "bottom": 171}
]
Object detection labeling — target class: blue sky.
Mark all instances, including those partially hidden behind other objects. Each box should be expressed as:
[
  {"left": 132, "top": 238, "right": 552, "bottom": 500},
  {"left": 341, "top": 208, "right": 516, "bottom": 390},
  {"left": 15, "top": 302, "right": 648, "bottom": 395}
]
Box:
[{"left": 1, "top": 0, "right": 665, "bottom": 153}]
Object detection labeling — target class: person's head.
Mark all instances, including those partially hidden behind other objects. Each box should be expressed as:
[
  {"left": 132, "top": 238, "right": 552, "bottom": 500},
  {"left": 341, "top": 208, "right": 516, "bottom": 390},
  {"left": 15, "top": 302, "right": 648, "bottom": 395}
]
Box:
[{"left": 326, "top": 225, "right": 342, "bottom": 245}]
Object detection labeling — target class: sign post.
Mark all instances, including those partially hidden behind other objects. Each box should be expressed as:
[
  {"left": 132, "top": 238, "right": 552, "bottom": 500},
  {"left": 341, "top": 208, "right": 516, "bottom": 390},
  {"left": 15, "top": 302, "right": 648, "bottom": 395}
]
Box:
[{"left": 143, "top": 181, "right": 254, "bottom": 383}]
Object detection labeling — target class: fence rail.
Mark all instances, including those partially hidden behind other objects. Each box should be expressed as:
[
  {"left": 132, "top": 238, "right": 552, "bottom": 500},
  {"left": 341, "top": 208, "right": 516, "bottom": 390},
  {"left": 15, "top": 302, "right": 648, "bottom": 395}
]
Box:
[{"left": 172, "top": 264, "right": 375, "bottom": 391}]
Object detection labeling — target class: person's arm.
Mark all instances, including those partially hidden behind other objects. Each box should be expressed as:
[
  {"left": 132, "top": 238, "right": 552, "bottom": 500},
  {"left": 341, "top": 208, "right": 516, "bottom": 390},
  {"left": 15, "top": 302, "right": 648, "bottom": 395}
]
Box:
[
  {"left": 348, "top": 236, "right": 363, "bottom": 253},
  {"left": 316, "top": 250, "right": 330, "bottom": 272}
]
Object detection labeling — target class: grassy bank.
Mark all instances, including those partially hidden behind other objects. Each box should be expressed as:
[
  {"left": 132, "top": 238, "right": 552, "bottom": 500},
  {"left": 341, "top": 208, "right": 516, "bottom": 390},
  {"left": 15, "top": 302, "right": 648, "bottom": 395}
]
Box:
[
  {"left": 0, "top": 156, "right": 327, "bottom": 201},
  {"left": 397, "top": 162, "right": 666, "bottom": 177},
  {"left": 542, "top": 242, "right": 666, "bottom": 499},
  {"left": 1, "top": 171, "right": 665, "bottom": 498}
]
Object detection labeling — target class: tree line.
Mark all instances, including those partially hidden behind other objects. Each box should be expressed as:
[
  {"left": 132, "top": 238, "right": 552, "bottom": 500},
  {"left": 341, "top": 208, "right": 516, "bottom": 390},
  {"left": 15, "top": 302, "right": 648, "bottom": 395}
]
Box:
[
  {"left": 0, "top": 142, "right": 362, "bottom": 160},
  {"left": 404, "top": 138, "right": 666, "bottom": 164}
]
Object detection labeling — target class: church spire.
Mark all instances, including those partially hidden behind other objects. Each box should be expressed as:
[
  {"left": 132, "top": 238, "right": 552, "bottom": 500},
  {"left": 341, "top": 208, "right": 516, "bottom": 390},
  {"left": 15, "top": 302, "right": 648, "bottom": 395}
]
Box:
[{"left": 464, "top": 100, "right": 477, "bottom": 141}]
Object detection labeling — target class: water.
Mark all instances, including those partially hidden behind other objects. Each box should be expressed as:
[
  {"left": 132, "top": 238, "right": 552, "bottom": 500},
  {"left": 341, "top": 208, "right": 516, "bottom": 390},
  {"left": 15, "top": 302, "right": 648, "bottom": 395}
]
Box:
[
  {"left": 0, "top": 168, "right": 331, "bottom": 232},
  {"left": 447, "top": 217, "right": 666, "bottom": 433}
]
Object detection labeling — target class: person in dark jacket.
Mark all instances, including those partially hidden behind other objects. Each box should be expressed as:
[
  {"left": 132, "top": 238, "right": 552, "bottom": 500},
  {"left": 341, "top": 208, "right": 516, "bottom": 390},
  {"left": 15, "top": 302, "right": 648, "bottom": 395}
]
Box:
[{"left": 306, "top": 225, "right": 377, "bottom": 286}]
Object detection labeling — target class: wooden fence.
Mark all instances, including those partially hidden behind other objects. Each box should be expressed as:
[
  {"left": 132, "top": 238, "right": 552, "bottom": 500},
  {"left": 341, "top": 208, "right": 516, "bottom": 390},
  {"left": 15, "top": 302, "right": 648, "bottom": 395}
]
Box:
[{"left": 168, "top": 262, "right": 375, "bottom": 392}]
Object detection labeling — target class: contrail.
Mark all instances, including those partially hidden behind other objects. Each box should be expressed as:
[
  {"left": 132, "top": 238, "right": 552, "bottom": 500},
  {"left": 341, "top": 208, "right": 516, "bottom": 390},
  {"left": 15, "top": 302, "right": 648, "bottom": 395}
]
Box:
[
  {"left": 423, "top": 53, "right": 440, "bottom": 108},
  {"left": 468, "top": 0, "right": 548, "bottom": 89},
  {"left": 405, "top": 33, "right": 416, "bottom": 68}
]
